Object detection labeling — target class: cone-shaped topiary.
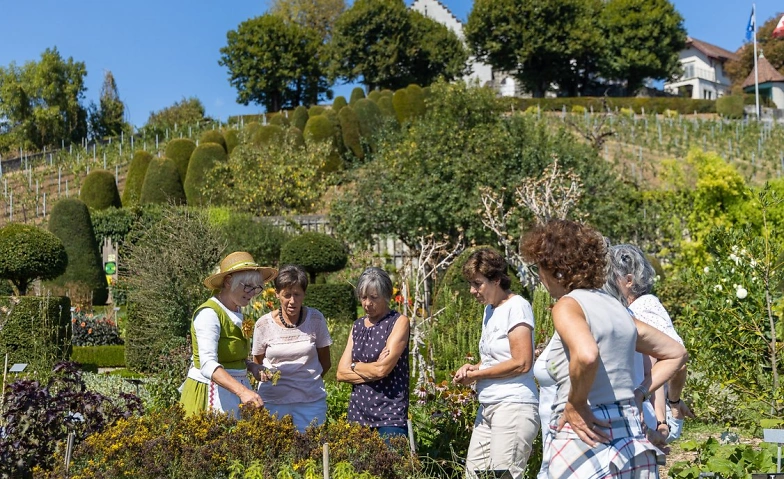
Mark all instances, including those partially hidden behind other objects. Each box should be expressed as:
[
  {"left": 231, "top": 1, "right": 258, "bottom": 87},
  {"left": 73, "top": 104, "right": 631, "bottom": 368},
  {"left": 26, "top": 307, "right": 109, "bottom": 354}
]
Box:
[
  {"left": 353, "top": 99, "right": 383, "bottom": 140},
  {"left": 164, "top": 138, "right": 197, "bottom": 182},
  {"left": 0, "top": 223, "right": 67, "bottom": 295},
  {"left": 184, "top": 143, "right": 227, "bottom": 206},
  {"left": 269, "top": 112, "right": 290, "bottom": 128},
  {"left": 338, "top": 106, "right": 363, "bottom": 159},
  {"left": 349, "top": 87, "right": 366, "bottom": 105},
  {"left": 122, "top": 150, "right": 153, "bottom": 206},
  {"left": 380, "top": 89, "right": 393, "bottom": 98},
  {"left": 252, "top": 124, "right": 285, "bottom": 147},
  {"left": 308, "top": 105, "right": 326, "bottom": 117},
  {"left": 279, "top": 232, "right": 348, "bottom": 283},
  {"left": 377, "top": 96, "right": 395, "bottom": 119},
  {"left": 392, "top": 88, "right": 411, "bottom": 124},
  {"left": 406, "top": 84, "right": 427, "bottom": 118},
  {"left": 323, "top": 109, "right": 345, "bottom": 154},
  {"left": 304, "top": 114, "right": 342, "bottom": 172},
  {"left": 291, "top": 106, "right": 309, "bottom": 131},
  {"left": 199, "top": 130, "right": 227, "bottom": 152},
  {"left": 140, "top": 158, "right": 187, "bottom": 206},
  {"left": 332, "top": 96, "right": 347, "bottom": 113},
  {"left": 368, "top": 90, "right": 381, "bottom": 103},
  {"left": 224, "top": 129, "right": 240, "bottom": 155},
  {"left": 80, "top": 169, "right": 121, "bottom": 210},
  {"left": 47, "top": 198, "right": 109, "bottom": 305}
]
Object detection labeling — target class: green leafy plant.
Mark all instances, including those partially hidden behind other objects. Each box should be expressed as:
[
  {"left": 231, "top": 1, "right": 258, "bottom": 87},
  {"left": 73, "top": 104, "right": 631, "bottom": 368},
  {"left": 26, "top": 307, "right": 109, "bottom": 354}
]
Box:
[
  {"left": 0, "top": 223, "right": 67, "bottom": 295},
  {"left": 279, "top": 232, "right": 348, "bottom": 283},
  {"left": 669, "top": 437, "right": 777, "bottom": 479},
  {"left": 80, "top": 169, "right": 122, "bottom": 210}
]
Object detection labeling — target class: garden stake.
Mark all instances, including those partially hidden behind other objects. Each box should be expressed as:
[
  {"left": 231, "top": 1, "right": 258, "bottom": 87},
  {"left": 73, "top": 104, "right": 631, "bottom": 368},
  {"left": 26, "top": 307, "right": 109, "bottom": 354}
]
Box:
[{"left": 323, "top": 443, "right": 329, "bottom": 479}]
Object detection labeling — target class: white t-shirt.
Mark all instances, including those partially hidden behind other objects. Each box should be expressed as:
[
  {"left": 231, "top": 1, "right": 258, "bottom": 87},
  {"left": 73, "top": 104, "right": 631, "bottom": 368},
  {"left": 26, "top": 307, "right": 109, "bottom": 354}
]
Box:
[
  {"left": 476, "top": 295, "right": 539, "bottom": 404},
  {"left": 252, "top": 307, "right": 332, "bottom": 404}
]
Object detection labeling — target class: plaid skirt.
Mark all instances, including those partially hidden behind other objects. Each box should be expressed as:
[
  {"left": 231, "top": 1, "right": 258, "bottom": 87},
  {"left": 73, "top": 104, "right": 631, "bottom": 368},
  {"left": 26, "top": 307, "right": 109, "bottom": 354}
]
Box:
[{"left": 546, "top": 400, "right": 663, "bottom": 479}]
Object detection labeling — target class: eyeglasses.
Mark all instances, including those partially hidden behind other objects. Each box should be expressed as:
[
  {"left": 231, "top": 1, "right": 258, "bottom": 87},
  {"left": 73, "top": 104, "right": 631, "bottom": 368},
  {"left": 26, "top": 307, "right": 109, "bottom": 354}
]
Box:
[
  {"left": 240, "top": 282, "right": 264, "bottom": 295},
  {"left": 527, "top": 264, "right": 540, "bottom": 279}
]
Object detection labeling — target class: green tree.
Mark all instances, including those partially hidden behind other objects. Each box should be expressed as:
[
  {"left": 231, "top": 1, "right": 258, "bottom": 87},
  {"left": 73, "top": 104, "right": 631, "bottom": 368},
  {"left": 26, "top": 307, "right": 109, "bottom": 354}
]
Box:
[
  {"left": 600, "top": 0, "right": 686, "bottom": 95},
  {"left": 146, "top": 97, "right": 206, "bottom": 129},
  {"left": 408, "top": 10, "right": 469, "bottom": 86},
  {"left": 219, "top": 14, "right": 331, "bottom": 112},
  {"left": 279, "top": 232, "right": 348, "bottom": 283},
  {"left": 268, "top": 0, "right": 346, "bottom": 39},
  {"left": 88, "top": 70, "right": 126, "bottom": 139},
  {"left": 80, "top": 169, "right": 122, "bottom": 210},
  {"left": 0, "top": 47, "right": 88, "bottom": 151},
  {"left": 0, "top": 224, "right": 67, "bottom": 295},
  {"left": 47, "top": 198, "right": 109, "bottom": 306},
  {"left": 465, "top": 0, "right": 605, "bottom": 97}
]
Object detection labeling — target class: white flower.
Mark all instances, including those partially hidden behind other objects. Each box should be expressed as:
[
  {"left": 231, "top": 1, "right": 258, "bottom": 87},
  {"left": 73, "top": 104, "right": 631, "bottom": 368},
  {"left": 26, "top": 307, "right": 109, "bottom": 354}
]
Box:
[
  {"left": 714, "top": 284, "right": 722, "bottom": 291},
  {"left": 731, "top": 245, "right": 739, "bottom": 253},
  {"left": 751, "top": 259, "right": 757, "bottom": 267},
  {"left": 729, "top": 253, "right": 740, "bottom": 264},
  {"left": 736, "top": 287, "right": 748, "bottom": 300},
  {"left": 704, "top": 266, "right": 710, "bottom": 273}
]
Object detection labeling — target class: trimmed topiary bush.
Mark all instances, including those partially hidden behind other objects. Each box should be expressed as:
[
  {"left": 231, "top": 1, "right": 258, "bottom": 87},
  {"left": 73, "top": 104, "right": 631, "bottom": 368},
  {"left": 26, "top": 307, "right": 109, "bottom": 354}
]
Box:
[
  {"left": 392, "top": 88, "right": 411, "bottom": 124},
  {"left": 207, "top": 208, "right": 293, "bottom": 266},
  {"left": 380, "top": 89, "right": 394, "bottom": 98},
  {"left": 279, "top": 232, "right": 348, "bottom": 283},
  {"left": 80, "top": 170, "right": 122, "bottom": 211},
  {"left": 0, "top": 295, "right": 71, "bottom": 374},
  {"left": 47, "top": 198, "right": 109, "bottom": 306},
  {"left": 251, "top": 124, "right": 285, "bottom": 147},
  {"left": 353, "top": 98, "right": 383, "bottom": 140},
  {"left": 308, "top": 105, "right": 326, "bottom": 117},
  {"left": 164, "top": 138, "right": 197, "bottom": 182},
  {"left": 368, "top": 90, "right": 382, "bottom": 103},
  {"left": 122, "top": 150, "right": 153, "bottom": 206},
  {"left": 305, "top": 283, "right": 357, "bottom": 322},
  {"left": 244, "top": 121, "right": 262, "bottom": 139},
  {"left": 269, "top": 112, "right": 291, "bottom": 128},
  {"left": 199, "top": 130, "right": 227, "bottom": 152},
  {"left": 349, "top": 87, "right": 366, "bottom": 105},
  {"left": 291, "top": 105, "right": 309, "bottom": 131},
  {"left": 377, "top": 96, "right": 395, "bottom": 119},
  {"left": 224, "top": 129, "right": 240, "bottom": 155},
  {"left": 332, "top": 96, "right": 348, "bottom": 113},
  {"left": 406, "top": 84, "right": 426, "bottom": 119},
  {"left": 184, "top": 143, "right": 227, "bottom": 206},
  {"left": 304, "top": 115, "right": 342, "bottom": 172},
  {"left": 286, "top": 127, "right": 306, "bottom": 148},
  {"left": 716, "top": 95, "right": 744, "bottom": 119},
  {"left": 0, "top": 224, "right": 68, "bottom": 295},
  {"left": 140, "top": 158, "right": 186, "bottom": 206},
  {"left": 338, "top": 106, "right": 363, "bottom": 159}
]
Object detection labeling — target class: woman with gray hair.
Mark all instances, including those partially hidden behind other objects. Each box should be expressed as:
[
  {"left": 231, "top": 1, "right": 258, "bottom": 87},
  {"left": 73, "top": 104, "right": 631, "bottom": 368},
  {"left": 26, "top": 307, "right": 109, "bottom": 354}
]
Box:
[
  {"left": 337, "top": 267, "right": 410, "bottom": 438},
  {"left": 605, "top": 244, "right": 694, "bottom": 444}
]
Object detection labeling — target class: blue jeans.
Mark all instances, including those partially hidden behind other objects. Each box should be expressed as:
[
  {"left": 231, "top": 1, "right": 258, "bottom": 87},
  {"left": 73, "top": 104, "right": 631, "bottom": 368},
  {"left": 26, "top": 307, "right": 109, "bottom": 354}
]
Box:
[{"left": 375, "top": 426, "right": 407, "bottom": 445}]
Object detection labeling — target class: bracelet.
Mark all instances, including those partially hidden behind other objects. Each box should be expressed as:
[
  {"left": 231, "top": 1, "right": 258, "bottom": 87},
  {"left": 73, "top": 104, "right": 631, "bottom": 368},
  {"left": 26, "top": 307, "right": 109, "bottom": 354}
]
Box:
[
  {"left": 667, "top": 397, "right": 682, "bottom": 405},
  {"left": 634, "top": 385, "right": 651, "bottom": 401},
  {"left": 657, "top": 420, "right": 669, "bottom": 430}
]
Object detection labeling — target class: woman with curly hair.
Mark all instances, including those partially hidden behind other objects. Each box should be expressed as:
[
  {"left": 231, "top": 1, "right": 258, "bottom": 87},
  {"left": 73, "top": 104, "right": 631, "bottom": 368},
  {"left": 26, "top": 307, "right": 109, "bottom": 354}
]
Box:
[{"left": 520, "top": 220, "right": 687, "bottom": 479}]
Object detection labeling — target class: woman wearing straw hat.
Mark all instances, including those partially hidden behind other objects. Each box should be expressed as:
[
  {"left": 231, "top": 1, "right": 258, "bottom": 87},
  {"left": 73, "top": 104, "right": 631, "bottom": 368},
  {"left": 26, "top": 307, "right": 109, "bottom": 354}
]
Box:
[{"left": 180, "top": 251, "right": 277, "bottom": 418}]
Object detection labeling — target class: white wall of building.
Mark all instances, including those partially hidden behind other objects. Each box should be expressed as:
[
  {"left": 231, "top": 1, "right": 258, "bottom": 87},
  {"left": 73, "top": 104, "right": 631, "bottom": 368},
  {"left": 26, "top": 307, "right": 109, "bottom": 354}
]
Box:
[{"left": 664, "top": 45, "right": 733, "bottom": 99}]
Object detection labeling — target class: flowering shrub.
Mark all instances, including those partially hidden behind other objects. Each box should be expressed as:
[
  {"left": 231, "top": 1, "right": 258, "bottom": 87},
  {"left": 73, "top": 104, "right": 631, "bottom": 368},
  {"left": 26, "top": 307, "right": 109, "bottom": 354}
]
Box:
[{"left": 71, "top": 311, "right": 123, "bottom": 346}]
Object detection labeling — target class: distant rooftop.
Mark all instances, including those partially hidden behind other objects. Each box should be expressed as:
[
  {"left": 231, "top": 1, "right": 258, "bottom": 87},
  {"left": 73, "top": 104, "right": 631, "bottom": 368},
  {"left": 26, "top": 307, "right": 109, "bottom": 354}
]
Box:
[
  {"left": 687, "top": 37, "right": 740, "bottom": 63},
  {"left": 742, "top": 54, "right": 784, "bottom": 88}
]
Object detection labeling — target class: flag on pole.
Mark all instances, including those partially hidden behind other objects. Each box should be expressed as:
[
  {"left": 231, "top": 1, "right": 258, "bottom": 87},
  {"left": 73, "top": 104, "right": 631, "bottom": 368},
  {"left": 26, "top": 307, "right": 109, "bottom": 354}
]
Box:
[
  {"left": 747, "top": 6, "right": 755, "bottom": 40},
  {"left": 774, "top": 14, "right": 784, "bottom": 38}
]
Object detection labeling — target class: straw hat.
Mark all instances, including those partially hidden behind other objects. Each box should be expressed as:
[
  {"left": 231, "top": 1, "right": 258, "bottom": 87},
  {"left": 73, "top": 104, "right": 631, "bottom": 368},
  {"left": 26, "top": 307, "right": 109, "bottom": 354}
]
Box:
[{"left": 203, "top": 251, "right": 277, "bottom": 290}]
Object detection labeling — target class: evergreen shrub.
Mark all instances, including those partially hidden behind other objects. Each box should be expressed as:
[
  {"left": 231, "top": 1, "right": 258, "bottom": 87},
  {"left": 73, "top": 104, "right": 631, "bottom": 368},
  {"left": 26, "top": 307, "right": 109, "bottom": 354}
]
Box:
[
  {"left": 164, "top": 138, "right": 197, "bottom": 182},
  {"left": 305, "top": 283, "right": 357, "bottom": 322},
  {"left": 377, "top": 96, "right": 395, "bottom": 119},
  {"left": 308, "top": 105, "right": 326, "bottom": 117},
  {"left": 184, "top": 143, "right": 227, "bottom": 206},
  {"left": 47, "top": 198, "right": 109, "bottom": 306},
  {"left": 207, "top": 208, "right": 292, "bottom": 266},
  {"left": 199, "top": 129, "right": 227, "bottom": 152},
  {"left": 353, "top": 98, "right": 383, "bottom": 140},
  {"left": 368, "top": 90, "right": 382, "bottom": 103},
  {"left": 91, "top": 205, "right": 166, "bottom": 254},
  {"left": 279, "top": 232, "right": 348, "bottom": 283},
  {"left": 350, "top": 86, "right": 366, "bottom": 105},
  {"left": 269, "top": 112, "right": 290, "bottom": 127},
  {"left": 80, "top": 169, "right": 122, "bottom": 210},
  {"left": 332, "top": 95, "right": 347, "bottom": 112},
  {"left": 286, "top": 126, "right": 306, "bottom": 148},
  {"left": 252, "top": 124, "right": 285, "bottom": 146},
  {"left": 291, "top": 105, "right": 309, "bottom": 131},
  {"left": 0, "top": 295, "right": 71, "bottom": 374},
  {"left": 303, "top": 115, "right": 341, "bottom": 172},
  {"left": 512, "top": 96, "right": 716, "bottom": 114},
  {"left": 338, "top": 106, "right": 363, "bottom": 159},
  {"left": 392, "top": 88, "right": 411, "bottom": 124},
  {"left": 71, "top": 345, "right": 125, "bottom": 368},
  {"left": 0, "top": 224, "right": 67, "bottom": 295},
  {"left": 122, "top": 150, "right": 153, "bottom": 206},
  {"left": 224, "top": 129, "right": 240, "bottom": 155},
  {"left": 139, "top": 158, "right": 186, "bottom": 206},
  {"left": 406, "top": 84, "right": 426, "bottom": 118},
  {"left": 716, "top": 95, "right": 744, "bottom": 119},
  {"left": 244, "top": 121, "right": 261, "bottom": 139}
]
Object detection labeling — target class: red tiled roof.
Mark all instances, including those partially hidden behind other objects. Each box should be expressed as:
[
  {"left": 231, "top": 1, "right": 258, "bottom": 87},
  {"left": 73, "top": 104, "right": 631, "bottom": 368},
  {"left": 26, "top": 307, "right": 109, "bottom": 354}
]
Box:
[
  {"left": 687, "top": 37, "right": 740, "bottom": 63},
  {"left": 742, "top": 54, "right": 784, "bottom": 88}
]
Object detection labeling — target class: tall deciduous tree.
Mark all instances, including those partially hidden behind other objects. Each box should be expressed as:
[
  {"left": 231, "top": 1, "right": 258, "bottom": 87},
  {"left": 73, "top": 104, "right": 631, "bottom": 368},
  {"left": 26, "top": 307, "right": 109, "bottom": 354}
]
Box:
[
  {"left": 0, "top": 47, "right": 88, "bottom": 151},
  {"left": 267, "top": 0, "right": 345, "bottom": 39},
  {"left": 408, "top": 10, "right": 469, "bottom": 86},
  {"left": 726, "top": 14, "right": 784, "bottom": 88},
  {"left": 465, "top": 0, "right": 605, "bottom": 97},
  {"left": 88, "top": 70, "right": 126, "bottom": 139},
  {"left": 220, "top": 14, "right": 330, "bottom": 112},
  {"left": 600, "top": 0, "right": 686, "bottom": 95}
]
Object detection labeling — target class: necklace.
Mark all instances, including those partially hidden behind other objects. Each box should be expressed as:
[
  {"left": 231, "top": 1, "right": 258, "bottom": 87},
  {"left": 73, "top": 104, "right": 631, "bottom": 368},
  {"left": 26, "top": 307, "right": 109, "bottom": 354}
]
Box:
[{"left": 279, "top": 306, "right": 304, "bottom": 328}]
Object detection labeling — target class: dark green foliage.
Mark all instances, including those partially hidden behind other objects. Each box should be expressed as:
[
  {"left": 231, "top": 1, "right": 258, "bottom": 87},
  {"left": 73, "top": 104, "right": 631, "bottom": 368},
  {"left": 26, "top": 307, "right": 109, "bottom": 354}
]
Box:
[
  {"left": 91, "top": 205, "right": 166, "bottom": 255},
  {"left": 349, "top": 87, "right": 366, "bottom": 105},
  {"left": 208, "top": 208, "right": 293, "bottom": 266},
  {"left": 122, "top": 150, "right": 154, "bottom": 206},
  {"left": 184, "top": 143, "right": 228, "bottom": 206},
  {"left": 139, "top": 158, "right": 187, "bottom": 206},
  {"left": 406, "top": 84, "right": 426, "bottom": 118},
  {"left": 303, "top": 114, "right": 342, "bottom": 171},
  {"left": 392, "top": 88, "right": 411, "bottom": 123},
  {"left": 47, "top": 198, "right": 109, "bottom": 306},
  {"left": 332, "top": 95, "right": 347, "bottom": 112},
  {"left": 146, "top": 97, "right": 206, "bottom": 129},
  {"left": 367, "top": 90, "right": 382, "bottom": 103},
  {"left": 717, "top": 95, "right": 745, "bottom": 119},
  {"left": 80, "top": 169, "right": 122, "bottom": 210},
  {"left": 308, "top": 105, "right": 326, "bottom": 117},
  {"left": 252, "top": 124, "right": 285, "bottom": 146},
  {"left": 164, "top": 138, "right": 197, "bottom": 182},
  {"left": 377, "top": 96, "right": 395, "bottom": 118},
  {"left": 287, "top": 126, "right": 306, "bottom": 148},
  {"left": 88, "top": 70, "right": 127, "bottom": 140},
  {"left": 380, "top": 89, "right": 394, "bottom": 98},
  {"left": 512, "top": 96, "right": 716, "bottom": 114},
  {"left": 0, "top": 296, "right": 71, "bottom": 374},
  {"left": 353, "top": 98, "right": 383, "bottom": 139},
  {"left": 199, "top": 129, "right": 227, "bottom": 152},
  {"left": 269, "top": 112, "right": 291, "bottom": 127},
  {"left": 338, "top": 105, "right": 363, "bottom": 159},
  {"left": 292, "top": 105, "right": 309, "bottom": 131},
  {"left": 123, "top": 207, "right": 223, "bottom": 373},
  {"left": 71, "top": 345, "right": 125, "bottom": 368},
  {"left": 0, "top": 224, "right": 67, "bottom": 295},
  {"left": 305, "top": 283, "right": 357, "bottom": 322},
  {"left": 279, "top": 232, "right": 348, "bottom": 283},
  {"left": 224, "top": 128, "right": 240, "bottom": 155}
]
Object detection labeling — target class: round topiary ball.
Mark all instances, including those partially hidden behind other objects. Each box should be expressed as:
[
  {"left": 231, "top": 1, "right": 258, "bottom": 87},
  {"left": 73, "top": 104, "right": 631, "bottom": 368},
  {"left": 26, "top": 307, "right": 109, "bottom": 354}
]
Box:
[
  {"left": 0, "top": 223, "right": 67, "bottom": 295},
  {"left": 199, "top": 130, "right": 227, "bottom": 152},
  {"left": 140, "top": 158, "right": 186, "bottom": 206},
  {"left": 164, "top": 138, "right": 197, "bottom": 182},
  {"left": 368, "top": 90, "right": 382, "bottom": 103},
  {"left": 80, "top": 169, "right": 122, "bottom": 210},
  {"left": 308, "top": 105, "right": 326, "bottom": 117},
  {"left": 279, "top": 232, "right": 348, "bottom": 283},
  {"left": 349, "top": 87, "right": 366, "bottom": 105},
  {"left": 122, "top": 150, "right": 153, "bottom": 206},
  {"left": 184, "top": 143, "right": 227, "bottom": 206}
]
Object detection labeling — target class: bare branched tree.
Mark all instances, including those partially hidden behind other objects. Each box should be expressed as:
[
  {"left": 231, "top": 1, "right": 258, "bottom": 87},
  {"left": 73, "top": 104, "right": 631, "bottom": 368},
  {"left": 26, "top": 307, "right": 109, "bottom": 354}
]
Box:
[
  {"left": 516, "top": 157, "right": 583, "bottom": 226},
  {"left": 564, "top": 96, "right": 615, "bottom": 150}
]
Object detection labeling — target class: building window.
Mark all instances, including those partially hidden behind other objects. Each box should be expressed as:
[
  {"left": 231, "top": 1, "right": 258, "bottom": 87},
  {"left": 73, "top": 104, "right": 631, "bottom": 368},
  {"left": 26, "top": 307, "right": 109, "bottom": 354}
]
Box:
[
  {"left": 703, "top": 90, "right": 713, "bottom": 100},
  {"left": 683, "top": 63, "right": 695, "bottom": 79}
]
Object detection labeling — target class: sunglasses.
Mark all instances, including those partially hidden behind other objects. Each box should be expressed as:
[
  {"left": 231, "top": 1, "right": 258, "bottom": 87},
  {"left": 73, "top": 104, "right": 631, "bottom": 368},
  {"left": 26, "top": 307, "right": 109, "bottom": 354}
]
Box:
[{"left": 240, "top": 282, "right": 264, "bottom": 295}]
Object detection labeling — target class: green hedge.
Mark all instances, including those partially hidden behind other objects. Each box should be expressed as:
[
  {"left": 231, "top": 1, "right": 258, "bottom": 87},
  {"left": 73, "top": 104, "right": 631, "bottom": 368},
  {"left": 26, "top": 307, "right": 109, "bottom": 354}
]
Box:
[
  {"left": 269, "top": 112, "right": 291, "bottom": 128},
  {"left": 71, "top": 345, "right": 125, "bottom": 368},
  {"left": 304, "top": 283, "right": 357, "bottom": 322},
  {"left": 140, "top": 158, "right": 186, "bottom": 206},
  {"left": 184, "top": 143, "right": 227, "bottom": 206},
  {"left": 0, "top": 295, "right": 71, "bottom": 374},
  {"left": 80, "top": 169, "right": 122, "bottom": 210},
  {"left": 717, "top": 95, "right": 744, "bottom": 119},
  {"left": 164, "top": 138, "right": 197, "bottom": 182},
  {"left": 512, "top": 96, "right": 716, "bottom": 114},
  {"left": 199, "top": 130, "right": 227, "bottom": 152},
  {"left": 122, "top": 150, "right": 153, "bottom": 206}
]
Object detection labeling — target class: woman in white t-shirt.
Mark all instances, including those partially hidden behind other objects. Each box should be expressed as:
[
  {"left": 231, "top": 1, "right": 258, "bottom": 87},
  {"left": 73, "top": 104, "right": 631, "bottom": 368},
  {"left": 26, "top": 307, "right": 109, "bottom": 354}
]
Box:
[
  {"left": 454, "top": 248, "right": 540, "bottom": 479},
  {"left": 252, "top": 264, "right": 332, "bottom": 432}
]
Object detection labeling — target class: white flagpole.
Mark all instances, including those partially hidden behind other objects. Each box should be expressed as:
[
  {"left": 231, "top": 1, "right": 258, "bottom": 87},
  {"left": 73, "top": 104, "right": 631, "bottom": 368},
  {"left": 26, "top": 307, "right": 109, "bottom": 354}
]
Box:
[{"left": 754, "top": 3, "right": 760, "bottom": 118}]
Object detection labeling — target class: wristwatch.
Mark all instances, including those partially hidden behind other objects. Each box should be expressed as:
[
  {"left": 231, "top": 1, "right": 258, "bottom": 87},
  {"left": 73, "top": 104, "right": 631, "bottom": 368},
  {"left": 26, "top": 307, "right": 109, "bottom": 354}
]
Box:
[{"left": 350, "top": 362, "right": 356, "bottom": 372}]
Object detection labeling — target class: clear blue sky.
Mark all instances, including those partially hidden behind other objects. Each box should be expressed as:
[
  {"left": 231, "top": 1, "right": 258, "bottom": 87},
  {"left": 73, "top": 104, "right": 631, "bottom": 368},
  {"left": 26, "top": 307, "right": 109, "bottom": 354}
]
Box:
[{"left": 0, "top": 0, "right": 775, "bottom": 127}]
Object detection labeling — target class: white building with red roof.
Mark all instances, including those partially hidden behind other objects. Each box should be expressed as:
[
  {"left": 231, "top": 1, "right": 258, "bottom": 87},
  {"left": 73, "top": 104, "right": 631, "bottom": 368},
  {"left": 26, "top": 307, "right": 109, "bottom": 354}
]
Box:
[{"left": 664, "top": 37, "right": 739, "bottom": 100}]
